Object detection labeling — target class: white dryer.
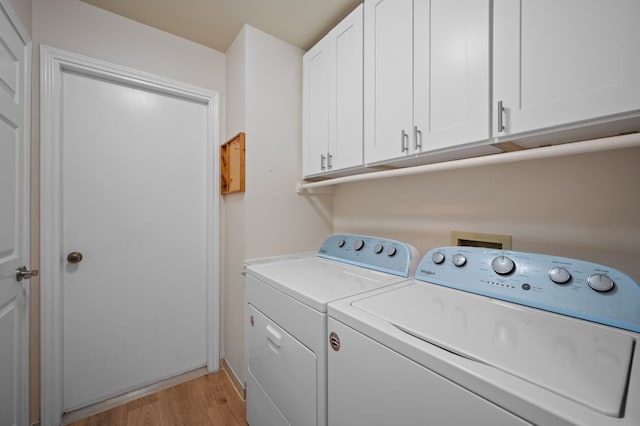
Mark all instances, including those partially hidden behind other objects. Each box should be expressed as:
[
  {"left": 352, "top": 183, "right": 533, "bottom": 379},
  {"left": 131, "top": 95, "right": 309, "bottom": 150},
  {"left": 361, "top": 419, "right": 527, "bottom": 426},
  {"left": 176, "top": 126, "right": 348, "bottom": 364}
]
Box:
[
  {"left": 244, "top": 234, "right": 419, "bottom": 426},
  {"left": 328, "top": 246, "right": 640, "bottom": 426}
]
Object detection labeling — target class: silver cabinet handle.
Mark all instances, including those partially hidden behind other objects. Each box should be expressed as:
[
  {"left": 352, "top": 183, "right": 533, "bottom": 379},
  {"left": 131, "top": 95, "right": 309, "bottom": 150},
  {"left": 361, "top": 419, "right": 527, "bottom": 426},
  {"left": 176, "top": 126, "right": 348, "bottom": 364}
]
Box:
[
  {"left": 327, "top": 153, "right": 333, "bottom": 170},
  {"left": 401, "top": 129, "right": 409, "bottom": 153},
  {"left": 320, "top": 154, "right": 326, "bottom": 171},
  {"left": 414, "top": 126, "right": 422, "bottom": 151},
  {"left": 497, "top": 100, "right": 505, "bottom": 133}
]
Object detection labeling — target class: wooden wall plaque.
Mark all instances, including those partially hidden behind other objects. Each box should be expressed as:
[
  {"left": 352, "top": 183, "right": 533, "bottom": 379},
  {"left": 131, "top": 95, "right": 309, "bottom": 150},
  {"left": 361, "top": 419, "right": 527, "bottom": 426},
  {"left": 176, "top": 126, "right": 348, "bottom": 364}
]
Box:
[{"left": 220, "top": 132, "right": 246, "bottom": 194}]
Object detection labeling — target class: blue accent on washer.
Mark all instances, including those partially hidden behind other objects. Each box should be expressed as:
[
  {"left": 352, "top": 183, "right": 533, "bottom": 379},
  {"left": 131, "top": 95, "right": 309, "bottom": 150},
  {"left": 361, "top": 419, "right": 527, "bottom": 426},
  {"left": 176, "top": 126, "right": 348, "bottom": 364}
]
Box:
[
  {"left": 415, "top": 246, "right": 640, "bottom": 333},
  {"left": 317, "top": 234, "right": 417, "bottom": 277}
]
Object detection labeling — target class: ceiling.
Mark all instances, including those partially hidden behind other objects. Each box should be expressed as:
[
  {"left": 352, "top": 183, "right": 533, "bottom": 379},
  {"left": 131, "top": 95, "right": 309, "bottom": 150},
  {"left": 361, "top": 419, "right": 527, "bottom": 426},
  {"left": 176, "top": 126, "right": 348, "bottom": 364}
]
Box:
[{"left": 80, "top": 0, "right": 362, "bottom": 52}]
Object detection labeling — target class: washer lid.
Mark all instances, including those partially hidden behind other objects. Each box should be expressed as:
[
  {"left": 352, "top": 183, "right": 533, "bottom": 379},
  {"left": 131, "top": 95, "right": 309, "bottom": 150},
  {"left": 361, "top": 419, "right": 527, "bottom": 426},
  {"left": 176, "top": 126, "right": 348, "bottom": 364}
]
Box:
[
  {"left": 246, "top": 256, "right": 407, "bottom": 312},
  {"left": 352, "top": 282, "right": 635, "bottom": 417}
]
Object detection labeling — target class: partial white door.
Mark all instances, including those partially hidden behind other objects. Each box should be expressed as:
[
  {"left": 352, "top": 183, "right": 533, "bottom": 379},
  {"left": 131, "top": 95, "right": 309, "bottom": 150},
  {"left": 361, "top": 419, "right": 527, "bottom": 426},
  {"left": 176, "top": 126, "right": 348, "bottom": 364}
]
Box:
[
  {"left": 493, "top": 0, "right": 640, "bottom": 138},
  {"left": 328, "top": 3, "right": 363, "bottom": 172},
  {"left": 364, "top": 0, "right": 413, "bottom": 164},
  {"left": 302, "top": 39, "right": 329, "bottom": 176},
  {"left": 41, "top": 47, "right": 219, "bottom": 421},
  {"left": 0, "top": 2, "right": 30, "bottom": 426}
]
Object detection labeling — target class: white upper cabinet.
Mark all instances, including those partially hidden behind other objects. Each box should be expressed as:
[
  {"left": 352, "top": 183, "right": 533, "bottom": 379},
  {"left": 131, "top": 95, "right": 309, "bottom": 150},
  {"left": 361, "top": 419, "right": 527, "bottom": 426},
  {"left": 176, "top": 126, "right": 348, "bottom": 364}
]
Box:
[
  {"left": 493, "top": 0, "right": 640, "bottom": 140},
  {"left": 303, "top": 4, "right": 363, "bottom": 177},
  {"left": 365, "top": 0, "right": 493, "bottom": 165}
]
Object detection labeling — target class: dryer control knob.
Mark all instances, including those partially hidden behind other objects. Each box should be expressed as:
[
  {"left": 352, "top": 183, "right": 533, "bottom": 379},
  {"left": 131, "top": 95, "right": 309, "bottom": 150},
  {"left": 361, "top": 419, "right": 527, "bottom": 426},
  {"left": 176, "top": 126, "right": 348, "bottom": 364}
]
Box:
[
  {"left": 354, "top": 239, "right": 365, "bottom": 251},
  {"left": 338, "top": 239, "right": 346, "bottom": 248},
  {"left": 387, "top": 246, "right": 397, "bottom": 257},
  {"left": 432, "top": 252, "right": 445, "bottom": 264},
  {"left": 549, "top": 267, "right": 571, "bottom": 284},
  {"left": 374, "top": 244, "right": 384, "bottom": 254},
  {"left": 452, "top": 254, "right": 467, "bottom": 267},
  {"left": 492, "top": 255, "right": 515, "bottom": 275},
  {"left": 587, "top": 274, "right": 615, "bottom": 292}
]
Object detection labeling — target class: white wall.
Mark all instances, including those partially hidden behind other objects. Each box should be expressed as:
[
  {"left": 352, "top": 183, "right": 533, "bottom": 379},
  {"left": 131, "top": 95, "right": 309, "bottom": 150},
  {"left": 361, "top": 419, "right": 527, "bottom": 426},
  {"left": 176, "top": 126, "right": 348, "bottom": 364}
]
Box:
[
  {"left": 33, "top": 0, "right": 225, "bottom": 91},
  {"left": 334, "top": 146, "right": 640, "bottom": 282},
  {"left": 223, "top": 25, "right": 333, "bottom": 385}
]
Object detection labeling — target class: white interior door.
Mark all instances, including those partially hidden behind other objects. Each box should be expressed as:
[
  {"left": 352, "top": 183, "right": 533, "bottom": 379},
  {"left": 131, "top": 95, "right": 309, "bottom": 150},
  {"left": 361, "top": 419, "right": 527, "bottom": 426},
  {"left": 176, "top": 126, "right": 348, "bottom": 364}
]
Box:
[
  {"left": 41, "top": 47, "right": 219, "bottom": 421},
  {"left": 0, "top": 2, "right": 30, "bottom": 426}
]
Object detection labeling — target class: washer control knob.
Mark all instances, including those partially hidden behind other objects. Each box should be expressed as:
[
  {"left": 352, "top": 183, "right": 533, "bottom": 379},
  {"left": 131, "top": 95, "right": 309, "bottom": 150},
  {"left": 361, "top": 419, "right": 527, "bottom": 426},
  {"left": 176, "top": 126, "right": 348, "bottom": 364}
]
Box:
[
  {"left": 353, "top": 239, "right": 365, "bottom": 251},
  {"left": 587, "top": 274, "right": 615, "bottom": 292},
  {"left": 452, "top": 254, "right": 467, "bottom": 267},
  {"left": 374, "top": 244, "right": 384, "bottom": 254},
  {"left": 492, "top": 255, "right": 515, "bottom": 275},
  {"left": 432, "top": 252, "right": 445, "bottom": 264},
  {"left": 387, "top": 246, "right": 397, "bottom": 257},
  {"left": 549, "top": 267, "right": 572, "bottom": 284},
  {"left": 337, "top": 239, "right": 345, "bottom": 248}
]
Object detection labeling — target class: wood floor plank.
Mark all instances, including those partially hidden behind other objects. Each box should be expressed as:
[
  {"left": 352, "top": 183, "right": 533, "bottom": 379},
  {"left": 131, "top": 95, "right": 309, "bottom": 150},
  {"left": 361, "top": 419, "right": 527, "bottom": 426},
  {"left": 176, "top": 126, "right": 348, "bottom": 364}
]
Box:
[{"left": 66, "top": 370, "right": 246, "bottom": 426}]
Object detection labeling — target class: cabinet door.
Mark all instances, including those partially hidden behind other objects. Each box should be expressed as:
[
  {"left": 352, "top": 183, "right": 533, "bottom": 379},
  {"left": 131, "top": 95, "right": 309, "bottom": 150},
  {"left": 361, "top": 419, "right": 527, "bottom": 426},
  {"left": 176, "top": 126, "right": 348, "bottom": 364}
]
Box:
[
  {"left": 303, "top": 40, "right": 329, "bottom": 176},
  {"left": 364, "top": 0, "right": 414, "bottom": 164},
  {"left": 413, "top": 0, "right": 490, "bottom": 153},
  {"left": 494, "top": 0, "right": 640, "bottom": 138},
  {"left": 328, "top": 4, "right": 364, "bottom": 172}
]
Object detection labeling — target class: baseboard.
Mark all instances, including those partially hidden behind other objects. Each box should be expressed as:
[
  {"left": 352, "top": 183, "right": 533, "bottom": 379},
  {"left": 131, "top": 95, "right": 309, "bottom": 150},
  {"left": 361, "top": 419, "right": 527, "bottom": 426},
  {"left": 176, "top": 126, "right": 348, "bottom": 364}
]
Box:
[{"left": 222, "top": 358, "right": 246, "bottom": 400}]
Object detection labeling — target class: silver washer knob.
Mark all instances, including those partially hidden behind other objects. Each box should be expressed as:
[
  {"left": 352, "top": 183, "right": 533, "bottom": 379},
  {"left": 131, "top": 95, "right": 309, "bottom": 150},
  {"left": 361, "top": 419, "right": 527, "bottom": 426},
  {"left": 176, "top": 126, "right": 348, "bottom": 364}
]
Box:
[
  {"left": 354, "top": 240, "right": 365, "bottom": 251},
  {"left": 587, "top": 274, "right": 615, "bottom": 292},
  {"left": 374, "top": 244, "right": 384, "bottom": 254},
  {"left": 549, "top": 267, "right": 571, "bottom": 284},
  {"left": 492, "top": 255, "right": 515, "bottom": 275},
  {"left": 432, "top": 252, "right": 445, "bottom": 264},
  {"left": 452, "top": 254, "right": 467, "bottom": 267},
  {"left": 387, "top": 246, "right": 397, "bottom": 257}
]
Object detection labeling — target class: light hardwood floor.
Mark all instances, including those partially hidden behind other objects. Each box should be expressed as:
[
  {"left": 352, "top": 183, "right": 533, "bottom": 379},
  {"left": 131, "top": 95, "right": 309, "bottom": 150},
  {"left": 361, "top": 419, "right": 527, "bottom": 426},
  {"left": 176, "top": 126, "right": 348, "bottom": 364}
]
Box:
[{"left": 66, "top": 371, "right": 246, "bottom": 426}]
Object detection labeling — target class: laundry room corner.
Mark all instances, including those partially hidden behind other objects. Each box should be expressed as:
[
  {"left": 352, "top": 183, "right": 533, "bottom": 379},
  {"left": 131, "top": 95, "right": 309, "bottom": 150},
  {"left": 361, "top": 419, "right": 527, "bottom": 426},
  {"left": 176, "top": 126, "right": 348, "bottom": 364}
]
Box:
[{"left": 222, "top": 24, "right": 333, "bottom": 389}]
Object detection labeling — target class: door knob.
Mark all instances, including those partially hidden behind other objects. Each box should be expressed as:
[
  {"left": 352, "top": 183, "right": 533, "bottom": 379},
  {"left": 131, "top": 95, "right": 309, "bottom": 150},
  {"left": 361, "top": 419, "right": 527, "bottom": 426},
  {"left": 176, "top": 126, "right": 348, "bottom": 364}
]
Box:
[
  {"left": 67, "top": 251, "right": 83, "bottom": 264},
  {"left": 16, "top": 266, "right": 39, "bottom": 282}
]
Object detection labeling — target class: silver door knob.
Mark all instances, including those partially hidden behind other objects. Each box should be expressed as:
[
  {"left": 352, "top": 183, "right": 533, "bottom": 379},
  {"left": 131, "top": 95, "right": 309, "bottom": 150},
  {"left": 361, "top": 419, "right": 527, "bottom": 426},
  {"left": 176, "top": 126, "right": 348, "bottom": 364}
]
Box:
[
  {"left": 16, "top": 266, "right": 39, "bottom": 282},
  {"left": 67, "top": 251, "right": 83, "bottom": 264}
]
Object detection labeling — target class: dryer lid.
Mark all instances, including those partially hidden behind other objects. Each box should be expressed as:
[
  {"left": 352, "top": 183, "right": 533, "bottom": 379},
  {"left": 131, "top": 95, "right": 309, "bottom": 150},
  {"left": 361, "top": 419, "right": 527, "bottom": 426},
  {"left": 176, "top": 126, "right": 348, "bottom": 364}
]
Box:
[{"left": 352, "top": 282, "right": 634, "bottom": 417}]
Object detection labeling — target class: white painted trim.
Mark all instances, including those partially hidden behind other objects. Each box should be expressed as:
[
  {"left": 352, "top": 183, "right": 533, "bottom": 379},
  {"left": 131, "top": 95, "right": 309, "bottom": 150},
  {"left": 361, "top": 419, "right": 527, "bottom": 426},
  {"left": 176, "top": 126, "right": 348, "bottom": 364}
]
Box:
[{"left": 40, "top": 45, "right": 220, "bottom": 426}]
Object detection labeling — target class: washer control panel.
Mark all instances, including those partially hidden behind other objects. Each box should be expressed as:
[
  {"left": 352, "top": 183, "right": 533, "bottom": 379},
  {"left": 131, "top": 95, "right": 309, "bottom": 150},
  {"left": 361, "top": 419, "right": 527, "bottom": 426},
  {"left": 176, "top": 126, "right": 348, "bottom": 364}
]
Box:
[
  {"left": 416, "top": 246, "right": 640, "bottom": 332},
  {"left": 318, "top": 234, "right": 419, "bottom": 277}
]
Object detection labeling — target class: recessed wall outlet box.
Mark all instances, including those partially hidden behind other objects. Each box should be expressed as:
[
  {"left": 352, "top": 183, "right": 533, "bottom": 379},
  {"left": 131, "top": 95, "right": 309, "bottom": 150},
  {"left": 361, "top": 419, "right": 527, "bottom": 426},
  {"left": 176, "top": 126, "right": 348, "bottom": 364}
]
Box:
[{"left": 451, "top": 231, "right": 512, "bottom": 250}]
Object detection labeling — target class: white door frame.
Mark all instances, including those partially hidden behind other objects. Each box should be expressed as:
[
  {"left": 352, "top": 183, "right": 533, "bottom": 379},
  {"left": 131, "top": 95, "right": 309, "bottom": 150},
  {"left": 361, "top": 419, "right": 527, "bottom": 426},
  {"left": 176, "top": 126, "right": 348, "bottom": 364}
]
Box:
[{"left": 40, "top": 45, "right": 220, "bottom": 425}]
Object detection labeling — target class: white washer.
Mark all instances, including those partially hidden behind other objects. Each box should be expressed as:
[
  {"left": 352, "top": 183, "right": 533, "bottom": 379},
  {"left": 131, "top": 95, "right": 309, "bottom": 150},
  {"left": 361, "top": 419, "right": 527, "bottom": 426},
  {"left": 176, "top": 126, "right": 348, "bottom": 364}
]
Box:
[
  {"left": 244, "top": 234, "right": 419, "bottom": 426},
  {"left": 328, "top": 246, "right": 640, "bottom": 426}
]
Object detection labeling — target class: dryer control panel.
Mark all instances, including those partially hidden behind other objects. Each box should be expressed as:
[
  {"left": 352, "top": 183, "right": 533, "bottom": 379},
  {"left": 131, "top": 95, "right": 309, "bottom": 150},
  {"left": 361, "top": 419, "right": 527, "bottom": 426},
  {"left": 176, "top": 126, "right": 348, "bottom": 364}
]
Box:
[
  {"left": 318, "top": 234, "right": 419, "bottom": 277},
  {"left": 416, "top": 246, "right": 640, "bottom": 332}
]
